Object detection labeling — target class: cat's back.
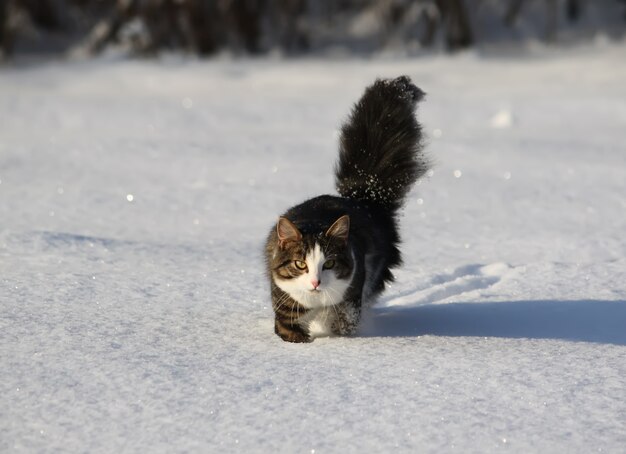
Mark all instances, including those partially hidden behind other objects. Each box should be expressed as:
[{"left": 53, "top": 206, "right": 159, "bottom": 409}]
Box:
[
  {"left": 281, "top": 194, "right": 396, "bottom": 240},
  {"left": 279, "top": 194, "right": 401, "bottom": 300}
]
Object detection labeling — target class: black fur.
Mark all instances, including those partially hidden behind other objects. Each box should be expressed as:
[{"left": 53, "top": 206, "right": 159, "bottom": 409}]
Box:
[
  {"left": 265, "top": 76, "right": 429, "bottom": 342},
  {"left": 335, "top": 75, "right": 428, "bottom": 212}
]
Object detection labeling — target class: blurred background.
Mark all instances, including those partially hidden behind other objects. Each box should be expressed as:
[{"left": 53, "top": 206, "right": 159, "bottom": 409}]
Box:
[{"left": 1, "top": 0, "right": 624, "bottom": 60}]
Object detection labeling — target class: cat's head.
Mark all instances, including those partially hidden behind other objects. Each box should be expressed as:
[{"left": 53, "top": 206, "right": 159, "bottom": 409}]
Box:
[{"left": 268, "top": 215, "right": 354, "bottom": 309}]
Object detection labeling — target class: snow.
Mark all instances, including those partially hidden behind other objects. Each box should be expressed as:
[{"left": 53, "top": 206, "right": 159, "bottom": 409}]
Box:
[{"left": 1, "top": 44, "right": 626, "bottom": 452}]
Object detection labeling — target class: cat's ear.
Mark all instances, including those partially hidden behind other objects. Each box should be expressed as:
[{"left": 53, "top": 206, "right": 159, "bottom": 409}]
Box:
[
  {"left": 277, "top": 217, "right": 302, "bottom": 248},
  {"left": 325, "top": 215, "right": 350, "bottom": 243}
]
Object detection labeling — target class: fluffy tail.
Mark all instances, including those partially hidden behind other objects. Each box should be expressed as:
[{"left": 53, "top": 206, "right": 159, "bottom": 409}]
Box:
[{"left": 335, "top": 76, "right": 429, "bottom": 212}]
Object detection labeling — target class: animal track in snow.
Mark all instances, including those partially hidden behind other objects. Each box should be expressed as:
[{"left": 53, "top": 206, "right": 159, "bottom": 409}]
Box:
[{"left": 382, "top": 263, "right": 516, "bottom": 307}]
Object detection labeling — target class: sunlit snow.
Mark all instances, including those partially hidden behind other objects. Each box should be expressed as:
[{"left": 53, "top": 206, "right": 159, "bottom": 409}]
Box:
[{"left": 1, "top": 44, "right": 626, "bottom": 452}]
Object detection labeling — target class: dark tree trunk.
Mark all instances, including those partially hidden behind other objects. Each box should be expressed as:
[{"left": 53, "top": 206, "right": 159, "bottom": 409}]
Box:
[
  {"left": 435, "top": 0, "right": 473, "bottom": 51},
  {"left": 505, "top": 0, "right": 525, "bottom": 27}
]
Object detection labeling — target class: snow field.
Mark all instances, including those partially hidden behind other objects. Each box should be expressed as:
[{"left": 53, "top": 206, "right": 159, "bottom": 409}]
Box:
[{"left": 1, "top": 44, "right": 626, "bottom": 452}]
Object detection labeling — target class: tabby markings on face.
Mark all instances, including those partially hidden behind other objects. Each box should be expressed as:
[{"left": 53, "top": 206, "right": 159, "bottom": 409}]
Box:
[{"left": 273, "top": 243, "right": 353, "bottom": 309}]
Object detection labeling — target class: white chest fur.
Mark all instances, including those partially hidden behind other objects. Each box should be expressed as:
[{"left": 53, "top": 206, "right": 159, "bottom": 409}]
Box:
[{"left": 301, "top": 308, "right": 336, "bottom": 338}]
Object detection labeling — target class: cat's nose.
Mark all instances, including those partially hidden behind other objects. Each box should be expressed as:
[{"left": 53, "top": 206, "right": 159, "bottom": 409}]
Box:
[{"left": 311, "top": 279, "right": 320, "bottom": 289}]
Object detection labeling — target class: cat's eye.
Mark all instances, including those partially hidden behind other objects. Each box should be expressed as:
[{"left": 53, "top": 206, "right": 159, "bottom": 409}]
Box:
[
  {"left": 294, "top": 260, "right": 307, "bottom": 270},
  {"left": 323, "top": 259, "right": 335, "bottom": 270}
]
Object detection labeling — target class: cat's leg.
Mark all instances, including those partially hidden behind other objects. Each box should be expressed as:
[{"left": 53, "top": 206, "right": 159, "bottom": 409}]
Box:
[
  {"left": 271, "top": 287, "right": 311, "bottom": 343},
  {"left": 274, "top": 316, "right": 311, "bottom": 343},
  {"left": 331, "top": 301, "right": 361, "bottom": 336},
  {"left": 272, "top": 290, "right": 311, "bottom": 343}
]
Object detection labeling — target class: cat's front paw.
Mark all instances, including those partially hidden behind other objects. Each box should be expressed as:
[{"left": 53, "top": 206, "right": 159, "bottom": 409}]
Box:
[
  {"left": 275, "top": 319, "right": 312, "bottom": 343},
  {"left": 333, "top": 320, "right": 357, "bottom": 336},
  {"left": 332, "top": 305, "right": 360, "bottom": 336},
  {"left": 278, "top": 330, "right": 312, "bottom": 343}
]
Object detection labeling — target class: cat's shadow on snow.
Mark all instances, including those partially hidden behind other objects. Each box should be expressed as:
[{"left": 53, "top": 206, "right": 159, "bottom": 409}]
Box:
[{"left": 360, "top": 300, "right": 626, "bottom": 346}]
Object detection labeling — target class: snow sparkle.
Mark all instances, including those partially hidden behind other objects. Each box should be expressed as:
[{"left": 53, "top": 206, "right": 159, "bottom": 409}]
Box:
[{"left": 182, "top": 97, "right": 193, "bottom": 109}]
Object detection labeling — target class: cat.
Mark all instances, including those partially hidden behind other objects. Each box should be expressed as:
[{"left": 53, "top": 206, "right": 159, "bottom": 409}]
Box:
[{"left": 264, "top": 76, "right": 429, "bottom": 343}]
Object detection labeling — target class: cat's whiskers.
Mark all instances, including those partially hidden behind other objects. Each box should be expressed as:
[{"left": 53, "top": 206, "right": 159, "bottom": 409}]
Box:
[
  {"left": 322, "top": 290, "right": 338, "bottom": 330},
  {"left": 273, "top": 291, "right": 292, "bottom": 313},
  {"left": 317, "top": 290, "right": 329, "bottom": 327},
  {"left": 327, "top": 294, "right": 341, "bottom": 332},
  {"left": 321, "top": 305, "right": 329, "bottom": 329},
  {"left": 273, "top": 291, "right": 297, "bottom": 327},
  {"left": 322, "top": 285, "right": 343, "bottom": 307},
  {"left": 296, "top": 296, "right": 301, "bottom": 323}
]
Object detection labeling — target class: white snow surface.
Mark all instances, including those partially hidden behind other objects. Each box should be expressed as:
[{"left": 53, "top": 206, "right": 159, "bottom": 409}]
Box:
[{"left": 1, "top": 45, "right": 626, "bottom": 452}]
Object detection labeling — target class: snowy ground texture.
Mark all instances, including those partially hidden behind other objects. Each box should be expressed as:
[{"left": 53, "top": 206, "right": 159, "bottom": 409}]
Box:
[{"left": 1, "top": 44, "right": 626, "bottom": 453}]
